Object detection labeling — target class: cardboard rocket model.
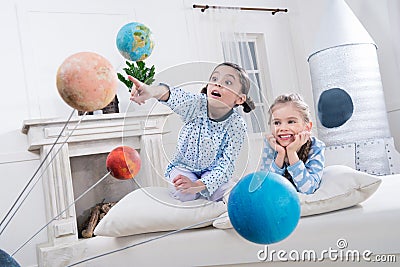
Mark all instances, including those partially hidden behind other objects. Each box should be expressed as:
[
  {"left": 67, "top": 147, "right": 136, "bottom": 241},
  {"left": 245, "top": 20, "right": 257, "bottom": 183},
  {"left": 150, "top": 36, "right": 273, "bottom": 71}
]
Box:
[{"left": 308, "top": 0, "right": 400, "bottom": 175}]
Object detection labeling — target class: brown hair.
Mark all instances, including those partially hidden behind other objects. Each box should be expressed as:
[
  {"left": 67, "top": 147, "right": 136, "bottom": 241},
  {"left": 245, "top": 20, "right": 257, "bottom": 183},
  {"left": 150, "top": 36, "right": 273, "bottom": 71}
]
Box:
[
  {"left": 200, "top": 62, "right": 255, "bottom": 113},
  {"left": 269, "top": 93, "right": 312, "bottom": 179},
  {"left": 269, "top": 93, "right": 311, "bottom": 125}
]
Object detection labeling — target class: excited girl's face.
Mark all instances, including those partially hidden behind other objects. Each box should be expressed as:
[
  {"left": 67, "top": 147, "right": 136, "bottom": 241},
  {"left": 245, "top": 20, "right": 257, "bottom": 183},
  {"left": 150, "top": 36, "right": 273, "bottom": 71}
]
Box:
[{"left": 206, "top": 65, "right": 246, "bottom": 111}]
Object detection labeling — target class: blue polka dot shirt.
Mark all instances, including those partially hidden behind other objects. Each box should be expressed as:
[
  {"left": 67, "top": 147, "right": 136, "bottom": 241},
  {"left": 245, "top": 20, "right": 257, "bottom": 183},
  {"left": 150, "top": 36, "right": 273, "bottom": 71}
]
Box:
[
  {"left": 160, "top": 86, "right": 247, "bottom": 197},
  {"left": 260, "top": 136, "right": 325, "bottom": 194}
]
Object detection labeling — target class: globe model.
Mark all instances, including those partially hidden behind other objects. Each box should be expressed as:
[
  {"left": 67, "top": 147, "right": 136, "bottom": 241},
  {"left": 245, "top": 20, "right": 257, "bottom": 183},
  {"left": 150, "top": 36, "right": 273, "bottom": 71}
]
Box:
[
  {"left": 116, "top": 22, "right": 154, "bottom": 62},
  {"left": 228, "top": 171, "right": 301, "bottom": 244}
]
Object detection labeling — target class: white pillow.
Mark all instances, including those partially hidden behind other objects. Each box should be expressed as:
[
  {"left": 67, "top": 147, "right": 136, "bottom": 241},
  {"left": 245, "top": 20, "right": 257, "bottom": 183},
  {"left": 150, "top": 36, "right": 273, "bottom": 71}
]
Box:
[
  {"left": 299, "top": 165, "right": 382, "bottom": 216},
  {"left": 94, "top": 187, "right": 227, "bottom": 237},
  {"left": 213, "top": 165, "right": 382, "bottom": 229}
]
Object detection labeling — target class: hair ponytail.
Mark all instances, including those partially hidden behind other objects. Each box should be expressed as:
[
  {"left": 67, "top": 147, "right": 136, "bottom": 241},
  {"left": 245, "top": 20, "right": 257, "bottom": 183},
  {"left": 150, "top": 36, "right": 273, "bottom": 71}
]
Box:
[
  {"left": 297, "top": 139, "right": 312, "bottom": 164},
  {"left": 241, "top": 96, "right": 256, "bottom": 113}
]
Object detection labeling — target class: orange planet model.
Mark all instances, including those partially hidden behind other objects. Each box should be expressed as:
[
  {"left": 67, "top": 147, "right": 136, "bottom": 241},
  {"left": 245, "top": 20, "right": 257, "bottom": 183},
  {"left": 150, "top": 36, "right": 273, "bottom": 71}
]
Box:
[
  {"left": 106, "top": 146, "right": 141, "bottom": 179},
  {"left": 56, "top": 52, "right": 118, "bottom": 111}
]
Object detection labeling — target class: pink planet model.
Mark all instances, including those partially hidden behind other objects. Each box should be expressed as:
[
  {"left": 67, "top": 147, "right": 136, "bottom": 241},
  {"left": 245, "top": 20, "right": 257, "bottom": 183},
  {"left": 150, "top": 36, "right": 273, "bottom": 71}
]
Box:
[{"left": 56, "top": 52, "right": 118, "bottom": 111}]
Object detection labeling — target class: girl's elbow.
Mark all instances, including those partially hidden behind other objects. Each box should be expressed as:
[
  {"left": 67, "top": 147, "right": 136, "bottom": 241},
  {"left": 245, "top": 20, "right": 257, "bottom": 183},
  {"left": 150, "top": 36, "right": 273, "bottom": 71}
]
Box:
[{"left": 298, "top": 178, "right": 321, "bottom": 194}]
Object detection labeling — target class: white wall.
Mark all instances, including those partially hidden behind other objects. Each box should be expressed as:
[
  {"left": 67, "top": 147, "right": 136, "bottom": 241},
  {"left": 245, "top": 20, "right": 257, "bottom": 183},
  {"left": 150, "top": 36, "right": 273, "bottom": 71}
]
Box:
[{"left": 0, "top": 0, "right": 399, "bottom": 266}]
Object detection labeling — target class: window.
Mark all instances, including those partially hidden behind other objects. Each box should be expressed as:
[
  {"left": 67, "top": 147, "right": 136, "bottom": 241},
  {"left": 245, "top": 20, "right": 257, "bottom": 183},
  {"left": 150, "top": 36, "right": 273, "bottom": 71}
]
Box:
[{"left": 223, "top": 33, "right": 270, "bottom": 134}]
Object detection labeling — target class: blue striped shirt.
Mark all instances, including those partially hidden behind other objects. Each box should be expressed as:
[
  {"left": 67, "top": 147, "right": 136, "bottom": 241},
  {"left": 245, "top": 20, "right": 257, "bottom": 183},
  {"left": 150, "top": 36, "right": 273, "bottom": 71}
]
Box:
[{"left": 260, "top": 136, "right": 325, "bottom": 194}]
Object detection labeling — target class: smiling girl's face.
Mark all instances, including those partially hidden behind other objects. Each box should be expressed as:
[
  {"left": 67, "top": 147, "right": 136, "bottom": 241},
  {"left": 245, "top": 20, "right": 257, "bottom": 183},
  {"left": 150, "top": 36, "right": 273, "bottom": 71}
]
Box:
[{"left": 270, "top": 103, "right": 312, "bottom": 147}]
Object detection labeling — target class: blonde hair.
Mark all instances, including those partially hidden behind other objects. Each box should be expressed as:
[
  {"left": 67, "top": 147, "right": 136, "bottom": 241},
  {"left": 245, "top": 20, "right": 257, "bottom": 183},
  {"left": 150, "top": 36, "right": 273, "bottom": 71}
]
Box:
[
  {"left": 268, "top": 93, "right": 311, "bottom": 125},
  {"left": 269, "top": 93, "right": 312, "bottom": 180}
]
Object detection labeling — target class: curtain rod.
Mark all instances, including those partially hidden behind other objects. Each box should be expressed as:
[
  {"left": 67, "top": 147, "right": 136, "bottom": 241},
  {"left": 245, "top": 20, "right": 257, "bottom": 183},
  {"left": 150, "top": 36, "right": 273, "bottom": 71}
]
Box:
[{"left": 192, "top": 4, "right": 288, "bottom": 15}]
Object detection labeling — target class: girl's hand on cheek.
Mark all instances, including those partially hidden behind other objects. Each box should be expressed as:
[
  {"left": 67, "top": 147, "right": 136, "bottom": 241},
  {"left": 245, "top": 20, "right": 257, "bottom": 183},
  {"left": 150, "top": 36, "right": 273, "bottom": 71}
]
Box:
[
  {"left": 299, "top": 131, "right": 311, "bottom": 145},
  {"left": 287, "top": 131, "right": 310, "bottom": 152},
  {"left": 267, "top": 134, "right": 285, "bottom": 155}
]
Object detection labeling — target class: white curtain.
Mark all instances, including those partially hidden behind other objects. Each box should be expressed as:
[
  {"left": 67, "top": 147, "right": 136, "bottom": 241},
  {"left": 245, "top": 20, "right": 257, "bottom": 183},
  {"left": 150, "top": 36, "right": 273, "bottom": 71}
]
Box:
[
  {"left": 191, "top": 7, "right": 269, "bottom": 174},
  {"left": 206, "top": 7, "right": 267, "bottom": 134}
]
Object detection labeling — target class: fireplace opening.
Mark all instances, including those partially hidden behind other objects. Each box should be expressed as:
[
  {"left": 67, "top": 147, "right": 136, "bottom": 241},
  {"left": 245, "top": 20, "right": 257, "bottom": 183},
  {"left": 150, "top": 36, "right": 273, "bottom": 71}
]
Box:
[{"left": 70, "top": 153, "right": 139, "bottom": 238}]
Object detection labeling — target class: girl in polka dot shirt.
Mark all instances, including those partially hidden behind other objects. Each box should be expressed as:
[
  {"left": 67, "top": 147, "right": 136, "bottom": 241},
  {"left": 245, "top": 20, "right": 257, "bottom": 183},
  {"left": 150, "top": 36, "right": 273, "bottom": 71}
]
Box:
[{"left": 129, "top": 63, "right": 255, "bottom": 201}]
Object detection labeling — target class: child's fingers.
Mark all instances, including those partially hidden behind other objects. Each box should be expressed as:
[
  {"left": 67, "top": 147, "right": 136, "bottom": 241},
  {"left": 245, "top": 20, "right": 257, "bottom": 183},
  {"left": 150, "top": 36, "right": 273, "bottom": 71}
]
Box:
[
  {"left": 267, "top": 135, "right": 279, "bottom": 149},
  {"left": 130, "top": 93, "right": 141, "bottom": 104},
  {"left": 130, "top": 88, "right": 148, "bottom": 104},
  {"left": 266, "top": 134, "right": 275, "bottom": 144},
  {"left": 130, "top": 88, "right": 139, "bottom": 98},
  {"left": 302, "top": 131, "right": 310, "bottom": 139},
  {"left": 128, "top": 75, "right": 143, "bottom": 88},
  {"left": 298, "top": 131, "right": 310, "bottom": 145},
  {"left": 299, "top": 131, "right": 310, "bottom": 137},
  {"left": 172, "top": 174, "right": 181, "bottom": 184},
  {"left": 128, "top": 76, "right": 145, "bottom": 93},
  {"left": 172, "top": 174, "right": 188, "bottom": 185}
]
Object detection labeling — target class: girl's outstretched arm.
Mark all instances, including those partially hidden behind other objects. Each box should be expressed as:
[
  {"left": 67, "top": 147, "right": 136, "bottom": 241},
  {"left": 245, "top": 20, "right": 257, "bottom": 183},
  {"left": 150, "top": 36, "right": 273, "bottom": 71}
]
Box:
[{"left": 128, "top": 76, "right": 170, "bottom": 104}]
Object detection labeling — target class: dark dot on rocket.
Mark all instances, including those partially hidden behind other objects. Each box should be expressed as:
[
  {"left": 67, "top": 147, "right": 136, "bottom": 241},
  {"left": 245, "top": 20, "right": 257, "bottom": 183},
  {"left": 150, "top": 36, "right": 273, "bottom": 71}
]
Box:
[{"left": 317, "top": 88, "right": 353, "bottom": 128}]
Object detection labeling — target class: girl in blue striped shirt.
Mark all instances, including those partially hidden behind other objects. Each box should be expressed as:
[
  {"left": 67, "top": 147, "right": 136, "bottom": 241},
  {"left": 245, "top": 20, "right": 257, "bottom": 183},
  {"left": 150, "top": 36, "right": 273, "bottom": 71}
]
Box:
[{"left": 260, "top": 93, "right": 325, "bottom": 194}]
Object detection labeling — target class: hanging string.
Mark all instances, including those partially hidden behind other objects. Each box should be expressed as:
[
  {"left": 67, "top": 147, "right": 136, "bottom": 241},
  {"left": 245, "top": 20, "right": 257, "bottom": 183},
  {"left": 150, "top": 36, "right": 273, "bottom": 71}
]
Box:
[
  {"left": 12, "top": 171, "right": 111, "bottom": 256},
  {"left": 1, "top": 111, "right": 87, "bottom": 235},
  {"left": 67, "top": 214, "right": 228, "bottom": 266},
  {"left": 0, "top": 109, "right": 75, "bottom": 235}
]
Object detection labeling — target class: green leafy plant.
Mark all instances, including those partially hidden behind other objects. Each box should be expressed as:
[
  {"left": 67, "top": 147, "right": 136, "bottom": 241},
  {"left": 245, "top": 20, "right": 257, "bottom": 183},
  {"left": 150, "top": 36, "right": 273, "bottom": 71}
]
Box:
[{"left": 117, "top": 61, "right": 156, "bottom": 92}]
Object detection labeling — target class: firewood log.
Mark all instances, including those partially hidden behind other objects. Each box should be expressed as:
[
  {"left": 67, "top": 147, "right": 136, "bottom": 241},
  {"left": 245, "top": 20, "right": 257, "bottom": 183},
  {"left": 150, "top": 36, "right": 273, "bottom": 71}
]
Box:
[
  {"left": 101, "top": 202, "right": 117, "bottom": 214},
  {"left": 81, "top": 205, "right": 100, "bottom": 238}
]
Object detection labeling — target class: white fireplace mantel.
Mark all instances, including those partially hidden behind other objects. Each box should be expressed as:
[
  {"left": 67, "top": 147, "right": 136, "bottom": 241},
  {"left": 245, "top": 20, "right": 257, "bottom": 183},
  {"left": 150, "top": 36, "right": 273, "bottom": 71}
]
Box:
[
  {"left": 22, "top": 107, "right": 172, "bottom": 266},
  {"left": 22, "top": 108, "right": 172, "bottom": 156}
]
